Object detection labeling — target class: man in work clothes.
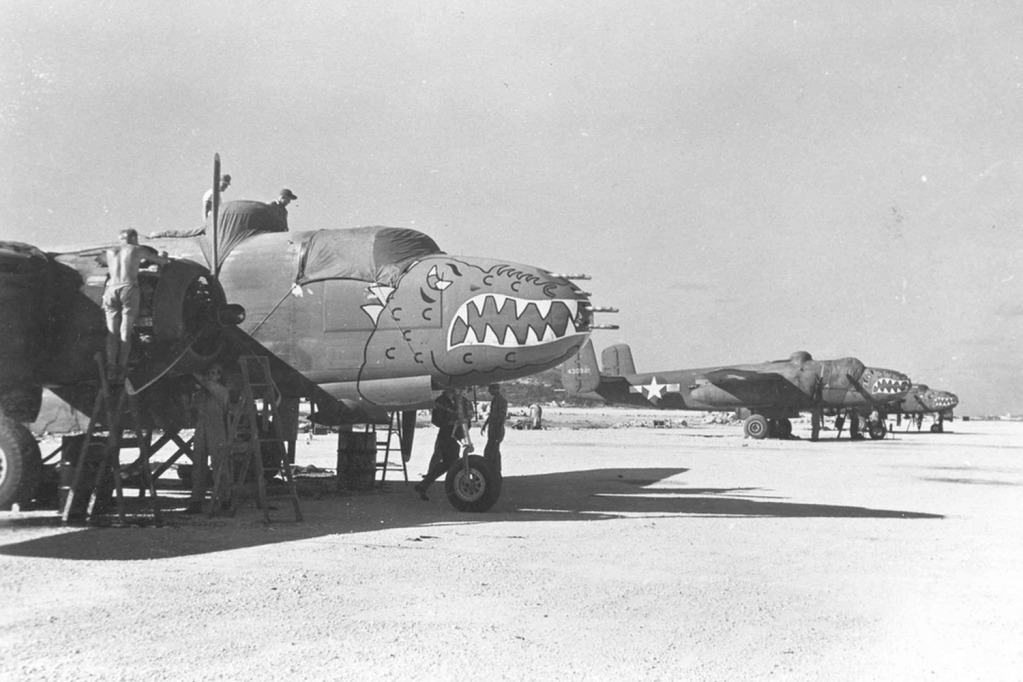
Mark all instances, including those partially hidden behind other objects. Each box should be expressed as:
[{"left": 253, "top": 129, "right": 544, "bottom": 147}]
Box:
[
  {"left": 202, "top": 173, "right": 232, "bottom": 220},
  {"left": 149, "top": 173, "right": 233, "bottom": 239},
  {"left": 103, "top": 228, "right": 171, "bottom": 382},
  {"left": 186, "top": 364, "right": 230, "bottom": 514},
  {"left": 414, "top": 389, "right": 473, "bottom": 501},
  {"left": 268, "top": 188, "right": 297, "bottom": 231},
  {"left": 480, "top": 383, "right": 507, "bottom": 477}
]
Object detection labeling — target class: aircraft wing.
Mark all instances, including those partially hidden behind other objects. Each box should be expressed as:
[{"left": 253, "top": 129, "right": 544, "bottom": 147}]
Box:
[
  {"left": 687, "top": 366, "right": 815, "bottom": 407},
  {"left": 220, "top": 326, "right": 337, "bottom": 405},
  {"left": 220, "top": 326, "right": 404, "bottom": 426},
  {"left": 696, "top": 367, "right": 800, "bottom": 390}
]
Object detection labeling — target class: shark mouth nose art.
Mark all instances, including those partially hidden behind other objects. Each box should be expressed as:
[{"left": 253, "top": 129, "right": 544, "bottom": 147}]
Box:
[
  {"left": 871, "top": 376, "right": 911, "bottom": 395},
  {"left": 448, "top": 294, "right": 586, "bottom": 349}
]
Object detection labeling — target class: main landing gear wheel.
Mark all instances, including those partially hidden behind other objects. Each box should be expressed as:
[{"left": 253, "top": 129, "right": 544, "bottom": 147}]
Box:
[
  {"left": 743, "top": 414, "right": 769, "bottom": 440},
  {"left": 776, "top": 418, "right": 793, "bottom": 439},
  {"left": 0, "top": 415, "right": 42, "bottom": 510},
  {"left": 868, "top": 422, "right": 887, "bottom": 440},
  {"left": 445, "top": 455, "right": 501, "bottom": 513}
]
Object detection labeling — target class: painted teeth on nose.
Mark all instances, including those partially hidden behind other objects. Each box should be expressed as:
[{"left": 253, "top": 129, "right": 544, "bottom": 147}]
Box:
[
  {"left": 483, "top": 324, "right": 502, "bottom": 345},
  {"left": 489, "top": 293, "right": 507, "bottom": 311}
]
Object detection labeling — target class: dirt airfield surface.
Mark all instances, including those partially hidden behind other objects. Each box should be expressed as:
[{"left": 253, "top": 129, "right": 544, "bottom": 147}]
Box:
[{"left": 2, "top": 408, "right": 1021, "bottom": 681}]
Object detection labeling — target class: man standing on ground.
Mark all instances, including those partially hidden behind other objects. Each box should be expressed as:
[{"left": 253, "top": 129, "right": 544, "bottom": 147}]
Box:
[
  {"left": 480, "top": 383, "right": 507, "bottom": 477},
  {"left": 528, "top": 402, "right": 543, "bottom": 429},
  {"left": 414, "top": 389, "right": 473, "bottom": 501},
  {"left": 186, "top": 364, "right": 229, "bottom": 514},
  {"left": 103, "top": 228, "right": 171, "bottom": 381}
]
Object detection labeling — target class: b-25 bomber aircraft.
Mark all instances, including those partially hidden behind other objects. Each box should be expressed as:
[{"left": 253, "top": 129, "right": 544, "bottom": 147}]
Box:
[
  {"left": 0, "top": 191, "right": 594, "bottom": 513},
  {"left": 561, "top": 340, "right": 912, "bottom": 440},
  {"left": 892, "top": 384, "right": 959, "bottom": 433}
]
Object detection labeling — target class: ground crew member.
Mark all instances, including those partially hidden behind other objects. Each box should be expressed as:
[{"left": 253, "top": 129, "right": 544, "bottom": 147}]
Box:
[
  {"left": 849, "top": 409, "right": 864, "bottom": 440},
  {"left": 149, "top": 174, "right": 233, "bottom": 239},
  {"left": 268, "top": 188, "right": 297, "bottom": 231},
  {"left": 480, "top": 383, "right": 507, "bottom": 477},
  {"left": 103, "top": 228, "right": 171, "bottom": 381},
  {"left": 185, "top": 364, "right": 230, "bottom": 514},
  {"left": 203, "top": 174, "right": 231, "bottom": 220},
  {"left": 414, "top": 389, "right": 472, "bottom": 501},
  {"left": 528, "top": 402, "right": 543, "bottom": 429}
]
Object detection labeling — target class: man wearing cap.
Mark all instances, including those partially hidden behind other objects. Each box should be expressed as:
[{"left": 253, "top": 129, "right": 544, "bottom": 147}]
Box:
[
  {"left": 268, "top": 188, "right": 297, "bottom": 231},
  {"left": 480, "top": 383, "right": 507, "bottom": 477}
]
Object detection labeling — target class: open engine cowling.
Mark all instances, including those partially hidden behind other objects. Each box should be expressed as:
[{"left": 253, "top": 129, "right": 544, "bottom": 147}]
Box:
[{"left": 132, "top": 258, "right": 236, "bottom": 386}]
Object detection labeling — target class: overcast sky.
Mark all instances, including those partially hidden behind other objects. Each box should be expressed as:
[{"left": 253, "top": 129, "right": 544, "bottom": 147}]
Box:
[{"left": 2, "top": 1, "right": 1021, "bottom": 415}]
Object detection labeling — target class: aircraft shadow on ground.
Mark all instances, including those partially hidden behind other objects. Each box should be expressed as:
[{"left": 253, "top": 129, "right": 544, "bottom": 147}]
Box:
[{"left": 0, "top": 466, "right": 941, "bottom": 561}]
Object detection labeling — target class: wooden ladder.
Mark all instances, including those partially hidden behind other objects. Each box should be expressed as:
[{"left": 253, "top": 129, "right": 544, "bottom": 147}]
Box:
[
  {"left": 210, "top": 356, "right": 302, "bottom": 522},
  {"left": 60, "top": 355, "right": 161, "bottom": 525},
  {"left": 374, "top": 412, "right": 408, "bottom": 484}
]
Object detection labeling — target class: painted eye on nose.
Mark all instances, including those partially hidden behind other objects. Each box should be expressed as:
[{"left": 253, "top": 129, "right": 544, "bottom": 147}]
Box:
[{"left": 426, "top": 265, "right": 453, "bottom": 291}]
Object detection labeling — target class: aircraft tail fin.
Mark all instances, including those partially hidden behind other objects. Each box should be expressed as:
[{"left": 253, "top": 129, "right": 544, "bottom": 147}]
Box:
[
  {"left": 561, "top": 339, "right": 601, "bottom": 394},
  {"left": 601, "top": 343, "right": 637, "bottom": 376}
]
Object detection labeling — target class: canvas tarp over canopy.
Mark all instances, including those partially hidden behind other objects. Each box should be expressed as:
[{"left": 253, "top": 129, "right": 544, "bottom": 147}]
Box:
[
  {"left": 199, "top": 200, "right": 287, "bottom": 272},
  {"left": 296, "top": 226, "right": 443, "bottom": 285},
  {"left": 197, "top": 200, "right": 443, "bottom": 285}
]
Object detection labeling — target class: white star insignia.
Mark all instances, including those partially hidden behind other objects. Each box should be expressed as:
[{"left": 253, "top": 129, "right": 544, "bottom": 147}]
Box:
[
  {"left": 643, "top": 377, "right": 665, "bottom": 399},
  {"left": 629, "top": 377, "right": 681, "bottom": 402}
]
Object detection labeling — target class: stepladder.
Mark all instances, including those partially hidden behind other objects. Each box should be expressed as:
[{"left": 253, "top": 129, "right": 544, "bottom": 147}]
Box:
[
  {"left": 60, "top": 354, "right": 161, "bottom": 526},
  {"left": 210, "top": 355, "right": 302, "bottom": 522},
  {"left": 374, "top": 411, "right": 409, "bottom": 484}
]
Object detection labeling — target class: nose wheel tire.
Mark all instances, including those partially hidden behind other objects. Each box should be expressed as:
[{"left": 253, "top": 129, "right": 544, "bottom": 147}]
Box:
[
  {"left": 743, "top": 414, "right": 769, "bottom": 440},
  {"left": 868, "top": 422, "right": 888, "bottom": 440},
  {"left": 445, "top": 455, "right": 501, "bottom": 512}
]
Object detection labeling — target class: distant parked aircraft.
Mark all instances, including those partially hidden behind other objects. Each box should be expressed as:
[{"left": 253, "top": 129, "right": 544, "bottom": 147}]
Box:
[
  {"left": 893, "top": 384, "right": 958, "bottom": 433},
  {"left": 561, "top": 340, "right": 912, "bottom": 440}
]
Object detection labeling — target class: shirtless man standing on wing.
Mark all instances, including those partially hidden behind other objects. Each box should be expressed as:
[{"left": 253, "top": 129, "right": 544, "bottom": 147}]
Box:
[{"left": 103, "top": 228, "right": 171, "bottom": 381}]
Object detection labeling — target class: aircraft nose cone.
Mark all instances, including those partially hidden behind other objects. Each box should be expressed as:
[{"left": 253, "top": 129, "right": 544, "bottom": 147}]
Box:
[
  {"left": 417, "top": 255, "right": 593, "bottom": 383},
  {"left": 864, "top": 367, "right": 912, "bottom": 399}
]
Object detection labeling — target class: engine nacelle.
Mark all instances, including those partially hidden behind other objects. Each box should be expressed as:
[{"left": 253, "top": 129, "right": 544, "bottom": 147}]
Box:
[
  {"left": 0, "top": 243, "right": 54, "bottom": 420},
  {"left": 1, "top": 242, "right": 241, "bottom": 420},
  {"left": 139, "top": 258, "right": 234, "bottom": 379}
]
